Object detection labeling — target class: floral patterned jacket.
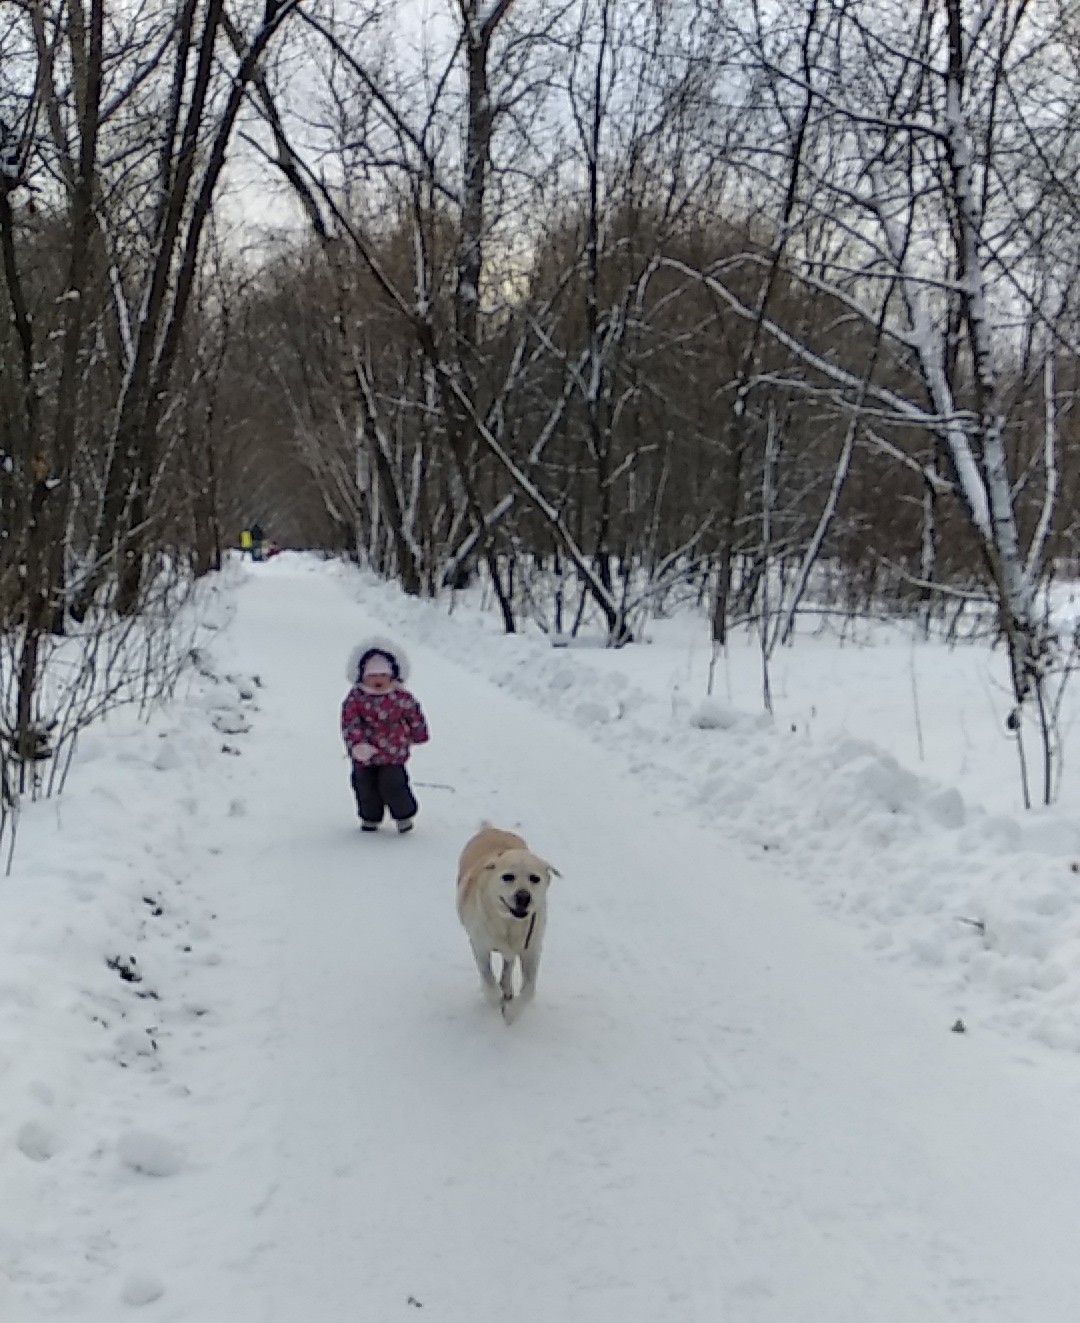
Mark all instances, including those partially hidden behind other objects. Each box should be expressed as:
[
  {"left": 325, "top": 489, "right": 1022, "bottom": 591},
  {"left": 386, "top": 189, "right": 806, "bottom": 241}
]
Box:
[{"left": 341, "top": 683, "right": 430, "bottom": 766}]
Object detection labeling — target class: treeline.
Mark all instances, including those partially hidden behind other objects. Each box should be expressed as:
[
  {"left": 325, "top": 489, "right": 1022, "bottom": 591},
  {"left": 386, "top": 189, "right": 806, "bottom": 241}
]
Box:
[{"left": 3, "top": 0, "right": 1080, "bottom": 812}]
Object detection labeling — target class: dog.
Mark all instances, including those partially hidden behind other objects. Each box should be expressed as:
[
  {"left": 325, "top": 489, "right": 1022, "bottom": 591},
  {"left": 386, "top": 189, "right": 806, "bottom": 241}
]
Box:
[{"left": 456, "top": 824, "right": 560, "bottom": 1024}]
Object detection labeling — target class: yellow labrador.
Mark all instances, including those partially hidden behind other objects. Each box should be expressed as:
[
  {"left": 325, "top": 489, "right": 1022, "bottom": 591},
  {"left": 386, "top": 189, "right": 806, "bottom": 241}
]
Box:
[{"left": 456, "top": 825, "right": 559, "bottom": 1024}]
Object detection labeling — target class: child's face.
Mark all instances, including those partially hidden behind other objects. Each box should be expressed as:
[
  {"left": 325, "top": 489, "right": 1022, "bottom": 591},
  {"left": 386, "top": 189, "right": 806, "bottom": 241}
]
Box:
[{"left": 363, "top": 671, "right": 394, "bottom": 692}]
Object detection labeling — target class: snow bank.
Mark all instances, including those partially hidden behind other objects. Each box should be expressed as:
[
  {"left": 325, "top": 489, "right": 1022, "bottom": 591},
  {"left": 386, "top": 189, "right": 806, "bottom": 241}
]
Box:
[{"left": 0, "top": 582, "right": 262, "bottom": 1315}]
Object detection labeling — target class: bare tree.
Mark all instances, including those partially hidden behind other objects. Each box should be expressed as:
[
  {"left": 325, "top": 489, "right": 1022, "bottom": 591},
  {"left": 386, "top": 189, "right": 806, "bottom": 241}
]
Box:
[
  {"left": 0, "top": 0, "right": 301, "bottom": 845},
  {"left": 663, "top": 0, "right": 1080, "bottom": 801}
]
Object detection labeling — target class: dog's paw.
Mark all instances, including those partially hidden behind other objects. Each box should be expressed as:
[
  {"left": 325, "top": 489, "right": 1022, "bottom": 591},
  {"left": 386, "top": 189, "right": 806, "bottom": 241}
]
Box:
[
  {"left": 501, "top": 997, "right": 526, "bottom": 1025},
  {"left": 483, "top": 985, "right": 503, "bottom": 1009}
]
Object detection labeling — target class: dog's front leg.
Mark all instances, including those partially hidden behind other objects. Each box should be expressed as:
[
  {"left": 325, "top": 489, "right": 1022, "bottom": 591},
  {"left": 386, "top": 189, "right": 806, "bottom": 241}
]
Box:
[
  {"left": 469, "top": 939, "right": 503, "bottom": 1007},
  {"left": 498, "top": 954, "right": 516, "bottom": 1002},
  {"left": 502, "top": 947, "right": 539, "bottom": 1025}
]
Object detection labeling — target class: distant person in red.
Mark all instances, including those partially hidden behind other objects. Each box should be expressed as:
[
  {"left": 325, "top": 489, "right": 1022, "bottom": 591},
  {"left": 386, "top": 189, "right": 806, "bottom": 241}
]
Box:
[{"left": 341, "top": 638, "right": 430, "bottom": 834}]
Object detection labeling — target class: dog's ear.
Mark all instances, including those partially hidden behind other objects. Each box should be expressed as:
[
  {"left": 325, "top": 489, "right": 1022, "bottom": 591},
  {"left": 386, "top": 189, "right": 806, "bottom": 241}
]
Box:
[{"left": 540, "top": 858, "right": 561, "bottom": 879}]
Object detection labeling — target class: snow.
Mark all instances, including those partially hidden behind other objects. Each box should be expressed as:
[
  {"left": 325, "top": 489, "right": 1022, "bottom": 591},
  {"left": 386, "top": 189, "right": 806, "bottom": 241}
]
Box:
[
  {"left": 115, "top": 1131, "right": 186, "bottom": 1179},
  {"left": 4, "top": 553, "right": 1080, "bottom": 1320}
]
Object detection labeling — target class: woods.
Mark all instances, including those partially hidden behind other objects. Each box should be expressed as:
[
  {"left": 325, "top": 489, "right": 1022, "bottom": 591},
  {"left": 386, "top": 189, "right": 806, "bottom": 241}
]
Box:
[{"left": 4, "top": 0, "right": 1080, "bottom": 822}]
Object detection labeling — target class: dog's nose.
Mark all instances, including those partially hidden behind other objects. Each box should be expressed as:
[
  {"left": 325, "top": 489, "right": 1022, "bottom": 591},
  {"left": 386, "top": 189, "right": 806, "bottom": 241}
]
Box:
[{"left": 513, "top": 889, "right": 531, "bottom": 909}]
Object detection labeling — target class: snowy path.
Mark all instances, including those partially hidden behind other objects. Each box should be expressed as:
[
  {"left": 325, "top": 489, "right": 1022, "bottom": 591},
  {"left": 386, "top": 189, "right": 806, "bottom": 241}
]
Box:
[{"left": 12, "top": 562, "right": 1080, "bottom": 1321}]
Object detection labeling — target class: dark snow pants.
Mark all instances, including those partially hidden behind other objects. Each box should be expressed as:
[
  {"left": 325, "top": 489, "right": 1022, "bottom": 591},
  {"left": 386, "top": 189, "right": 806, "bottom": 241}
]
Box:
[{"left": 350, "top": 763, "right": 418, "bottom": 824}]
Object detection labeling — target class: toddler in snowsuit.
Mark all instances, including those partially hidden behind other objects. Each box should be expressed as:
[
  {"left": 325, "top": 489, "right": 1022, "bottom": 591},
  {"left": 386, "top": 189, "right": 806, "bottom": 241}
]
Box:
[{"left": 341, "top": 638, "right": 430, "bottom": 833}]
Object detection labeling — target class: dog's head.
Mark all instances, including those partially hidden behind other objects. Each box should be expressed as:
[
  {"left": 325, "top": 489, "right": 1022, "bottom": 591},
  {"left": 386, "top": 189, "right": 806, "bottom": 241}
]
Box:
[{"left": 483, "top": 847, "right": 558, "bottom": 920}]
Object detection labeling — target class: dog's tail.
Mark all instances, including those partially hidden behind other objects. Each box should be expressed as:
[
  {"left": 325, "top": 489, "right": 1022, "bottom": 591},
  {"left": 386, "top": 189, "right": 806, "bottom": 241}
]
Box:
[{"left": 475, "top": 818, "right": 524, "bottom": 834}]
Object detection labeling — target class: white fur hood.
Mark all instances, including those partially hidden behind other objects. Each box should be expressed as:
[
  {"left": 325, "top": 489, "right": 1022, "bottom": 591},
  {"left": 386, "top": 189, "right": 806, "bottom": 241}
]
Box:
[{"left": 346, "top": 636, "right": 412, "bottom": 684}]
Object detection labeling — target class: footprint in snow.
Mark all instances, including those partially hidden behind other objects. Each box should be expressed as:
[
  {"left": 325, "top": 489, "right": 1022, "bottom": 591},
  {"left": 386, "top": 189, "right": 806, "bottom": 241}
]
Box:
[
  {"left": 17, "top": 1120, "right": 60, "bottom": 1162},
  {"left": 117, "top": 1129, "right": 184, "bottom": 1177},
  {"left": 154, "top": 744, "right": 185, "bottom": 772},
  {"left": 115, "top": 1027, "right": 158, "bottom": 1060},
  {"left": 121, "top": 1273, "right": 165, "bottom": 1307}
]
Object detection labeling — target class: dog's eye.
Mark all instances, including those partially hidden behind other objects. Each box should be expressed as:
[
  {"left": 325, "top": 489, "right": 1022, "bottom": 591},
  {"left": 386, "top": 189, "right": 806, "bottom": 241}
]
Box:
[
  {"left": 528, "top": 873, "right": 541, "bottom": 884},
  {"left": 501, "top": 872, "right": 516, "bottom": 883}
]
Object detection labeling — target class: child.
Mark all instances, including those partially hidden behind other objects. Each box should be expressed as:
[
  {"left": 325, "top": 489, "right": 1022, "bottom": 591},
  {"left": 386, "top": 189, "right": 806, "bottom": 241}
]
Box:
[{"left": 341, "top": 638, "right": 430, "bottom": 833}]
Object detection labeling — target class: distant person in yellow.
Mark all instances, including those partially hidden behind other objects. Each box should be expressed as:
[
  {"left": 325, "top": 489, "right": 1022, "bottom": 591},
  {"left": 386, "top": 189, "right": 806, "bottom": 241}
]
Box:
[{"left": 239, "top": 528, "right": 253, "bottom": 558}]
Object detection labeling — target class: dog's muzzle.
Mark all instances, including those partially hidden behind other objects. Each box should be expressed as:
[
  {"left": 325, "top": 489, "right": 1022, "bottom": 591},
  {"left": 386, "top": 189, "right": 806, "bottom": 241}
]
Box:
[{"left": 502, "top": 890, "right": 532, "bottom": 920}]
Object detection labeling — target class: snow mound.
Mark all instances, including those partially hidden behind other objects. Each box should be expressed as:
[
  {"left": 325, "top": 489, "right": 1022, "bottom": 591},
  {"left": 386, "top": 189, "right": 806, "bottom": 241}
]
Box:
[{"left": 120, "top": 1272, "right": 165, "bottom": 1306}]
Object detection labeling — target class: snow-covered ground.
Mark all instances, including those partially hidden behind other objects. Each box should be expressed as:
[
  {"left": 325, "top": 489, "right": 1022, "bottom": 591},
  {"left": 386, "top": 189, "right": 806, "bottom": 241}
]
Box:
[{"left": 4, "top": 553, "right": 1080, "bottom": 1322}]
